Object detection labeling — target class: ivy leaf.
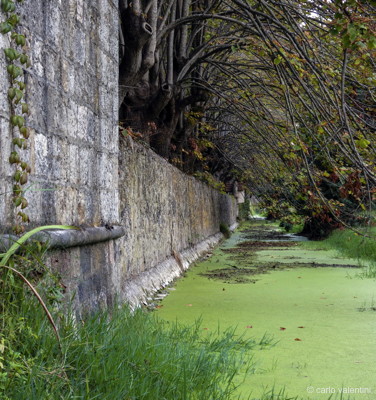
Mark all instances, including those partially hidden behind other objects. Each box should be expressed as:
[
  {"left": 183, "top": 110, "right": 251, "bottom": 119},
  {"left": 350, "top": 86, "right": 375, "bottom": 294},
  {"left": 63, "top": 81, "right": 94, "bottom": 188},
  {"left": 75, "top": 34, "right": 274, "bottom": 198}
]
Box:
[
  {"left": 1, "top": 0, "right": 16, "bottom": 12},
  {"left": 8, "top": 88, "right": 16, "bottom": 100},
  {"left": 14, "top": 88, "right": 23, "bottom": 103},
  {"left": 19, "top": 54, "right": 28, "bottom": 65},
  {"left": 0, "top": 22, "right": 12, "bottom": 34},
  {"left": 15, "top": 34, "right": 25, "bottom": 46},
  {"left": 21, "top": 103, "right": 29, "bottom": 114},
  {"left": 7, "top": 14, "right": 20, "bottom": 27},
  {"left": 4, "top": 48, "right": 19, "bottom": 61}
]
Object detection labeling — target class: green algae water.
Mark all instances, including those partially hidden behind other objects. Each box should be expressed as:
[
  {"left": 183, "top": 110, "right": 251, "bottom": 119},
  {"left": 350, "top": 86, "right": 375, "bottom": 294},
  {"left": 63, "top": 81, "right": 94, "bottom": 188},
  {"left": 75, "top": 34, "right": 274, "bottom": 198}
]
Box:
[{"left": 156, "top": 222, "right": 376, "bottom": 400}]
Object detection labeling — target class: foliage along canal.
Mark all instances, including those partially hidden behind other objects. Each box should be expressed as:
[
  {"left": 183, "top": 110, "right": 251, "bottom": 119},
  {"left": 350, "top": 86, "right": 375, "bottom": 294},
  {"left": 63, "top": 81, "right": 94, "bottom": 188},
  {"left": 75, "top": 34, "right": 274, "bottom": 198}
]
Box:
[{"left": 156, "top": 220, "right": 376, "bottom": 400}]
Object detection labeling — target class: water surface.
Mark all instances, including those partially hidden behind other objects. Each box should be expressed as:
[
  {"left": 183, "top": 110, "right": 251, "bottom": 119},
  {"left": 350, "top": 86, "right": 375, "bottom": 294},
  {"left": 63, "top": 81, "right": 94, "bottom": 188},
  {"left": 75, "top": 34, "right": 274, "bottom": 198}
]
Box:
[{"left": 157, "top": 222, "right": 376, "bottom": 399}]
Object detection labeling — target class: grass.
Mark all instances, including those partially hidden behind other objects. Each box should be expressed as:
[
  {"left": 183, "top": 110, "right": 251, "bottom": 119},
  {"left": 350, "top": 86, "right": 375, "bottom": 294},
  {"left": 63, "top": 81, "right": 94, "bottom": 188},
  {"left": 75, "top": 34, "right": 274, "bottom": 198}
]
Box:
[
  {"left": 302, "top": 225, "right": 376, "bottom": 278},
  {"left": 1, "top": 276, "right": 256, "bottom": 400}
]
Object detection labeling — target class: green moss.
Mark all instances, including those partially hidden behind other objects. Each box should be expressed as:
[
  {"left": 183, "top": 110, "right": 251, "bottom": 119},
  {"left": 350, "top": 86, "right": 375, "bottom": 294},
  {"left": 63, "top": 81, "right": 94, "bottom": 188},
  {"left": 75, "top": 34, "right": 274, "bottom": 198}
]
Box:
[{"left": 220, "top": 222, "right": 231, "bottom": 238}]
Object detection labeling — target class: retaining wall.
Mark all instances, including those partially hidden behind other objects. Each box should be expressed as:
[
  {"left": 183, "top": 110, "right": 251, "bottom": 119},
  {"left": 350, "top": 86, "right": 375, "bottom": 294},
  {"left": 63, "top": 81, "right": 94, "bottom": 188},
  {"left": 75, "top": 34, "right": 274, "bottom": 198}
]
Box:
[{"left": 0, "top": 1, "right": 237, "bottom": 312}]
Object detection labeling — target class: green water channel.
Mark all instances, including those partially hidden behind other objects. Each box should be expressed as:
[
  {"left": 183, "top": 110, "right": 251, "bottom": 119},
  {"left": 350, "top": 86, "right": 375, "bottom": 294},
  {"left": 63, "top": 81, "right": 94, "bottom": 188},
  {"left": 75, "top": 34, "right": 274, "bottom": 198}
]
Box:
[{"left": 156, "top": 221, "right": 376, "bottom": 400}]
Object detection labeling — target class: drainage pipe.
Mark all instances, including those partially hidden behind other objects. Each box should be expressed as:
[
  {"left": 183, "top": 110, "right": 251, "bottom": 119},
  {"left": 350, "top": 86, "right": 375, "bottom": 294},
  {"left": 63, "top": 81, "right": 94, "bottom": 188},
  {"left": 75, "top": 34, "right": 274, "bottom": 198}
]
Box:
[{"left": 0, "top": 225, "right": 126, "bottom": 252}]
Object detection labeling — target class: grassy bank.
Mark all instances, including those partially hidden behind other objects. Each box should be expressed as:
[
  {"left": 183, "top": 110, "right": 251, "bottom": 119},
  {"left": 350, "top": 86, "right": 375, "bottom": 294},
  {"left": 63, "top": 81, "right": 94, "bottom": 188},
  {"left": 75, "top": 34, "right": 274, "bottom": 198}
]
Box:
[
  {"left": 1, "top": 270, "right": 255, "bottom": 400},
  {"left": 302, "top": 226, "right": 376, "bottom": 277}
]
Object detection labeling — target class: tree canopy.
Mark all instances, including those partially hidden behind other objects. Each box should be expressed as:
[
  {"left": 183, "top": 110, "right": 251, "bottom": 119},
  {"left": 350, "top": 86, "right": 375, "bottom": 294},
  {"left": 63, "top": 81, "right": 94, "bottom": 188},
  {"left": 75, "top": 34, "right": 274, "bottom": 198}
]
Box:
[{"left": 118, "top": 0, "right": 376, "bottom": 237}]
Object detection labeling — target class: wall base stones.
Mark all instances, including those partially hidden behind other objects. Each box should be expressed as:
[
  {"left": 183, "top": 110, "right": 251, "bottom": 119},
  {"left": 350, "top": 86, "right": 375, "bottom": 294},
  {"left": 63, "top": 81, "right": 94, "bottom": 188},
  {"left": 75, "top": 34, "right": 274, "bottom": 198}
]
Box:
[{"left": 121, "top": 232, "right": 225, "bottom": 308}]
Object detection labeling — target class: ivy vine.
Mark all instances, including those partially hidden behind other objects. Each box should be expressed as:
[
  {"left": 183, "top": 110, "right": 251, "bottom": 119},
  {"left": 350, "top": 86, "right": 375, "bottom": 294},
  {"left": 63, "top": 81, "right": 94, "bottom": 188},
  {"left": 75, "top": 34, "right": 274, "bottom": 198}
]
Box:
[{"left": 1, "top": 0, "right": 31, "bottom": 234}]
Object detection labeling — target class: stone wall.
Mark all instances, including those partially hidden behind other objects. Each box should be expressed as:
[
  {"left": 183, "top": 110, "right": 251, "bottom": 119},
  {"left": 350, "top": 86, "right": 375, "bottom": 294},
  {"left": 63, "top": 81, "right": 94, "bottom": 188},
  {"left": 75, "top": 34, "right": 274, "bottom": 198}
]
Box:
[
  {"left": 116, "top": 137, "right": 237, "bottom": 306},
  {"left": 0, "top": 0, "right": 119, "bottom": 228},
  {"left": 0, "top": 1, "right": 238, "bottom": 312}
]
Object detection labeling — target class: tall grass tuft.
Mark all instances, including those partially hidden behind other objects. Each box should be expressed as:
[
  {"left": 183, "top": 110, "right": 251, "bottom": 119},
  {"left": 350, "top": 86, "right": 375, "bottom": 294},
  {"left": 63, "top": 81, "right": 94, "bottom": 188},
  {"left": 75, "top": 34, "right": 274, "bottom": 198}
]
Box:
[
  {"left": 3, "top": 301, "right": 256, "bottom": 399},
  {"left": 323, "top": 227, "right": 376, "bottom": 262},
  {"left": 304, "top": 226, "right": 376, "bottom": 278}
]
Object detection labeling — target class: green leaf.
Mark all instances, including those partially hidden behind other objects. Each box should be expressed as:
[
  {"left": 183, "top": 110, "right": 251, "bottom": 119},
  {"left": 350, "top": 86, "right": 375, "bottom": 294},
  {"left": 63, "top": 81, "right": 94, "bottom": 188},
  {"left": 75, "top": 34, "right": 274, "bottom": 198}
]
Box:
[
  {"left": 342, "top": 34, "right": 351, "bottom": 49},
  {"left": 347, "top": 25, "right": 359, "bottom": 42},
  {"left": 21, "top": 103, "right": 29, "bottom": 114},
  {"left": 0, "top": 225, "right": 77, "bottom": 266},
  {"left": 14, "top": 196, "right": 22, "bottom": 207},
  {"left": 20, "top": 126, "right": 30, "bottom": 139},
  {"left": 0, "top": 21, "right": 12, "bottom": 34},
  {"left": 367, "top": 36, "right": 376, "bottom": 50},
  {"left": 15, "top": 34, "right": 25, "bottom": 46},
  {"left": 19, "top": 54, "right": 28, "bottom": 65},
  {"left": 355, "top": 138, "right": 370, "bottom": 149},
  {"left": 19, "top": 172, "right": 28, "bottom": 185},
  {"left": 8, "top": 88, "right": 16, "bottom": 100},
  {"left": 9, "top": 151, "right": 20, "bottom": 164},
  {"left": 14, "top": 88, "right": 23, "bottom": 103},
  {"left": 10, "top": 114, "right": 18, "bottom": 126},
  {"left": 1, "top": 0, "right": 15, "bottom": 12},
  {"left": 17, "top": 81, "right": 25, "bottom": 90},
  {"left": 12, "top": 137, "right": 22, "bottom": 147},
  {"left": 7, "top": 14, "right": 20, "bottom": 27},
  {"left": 7, "top": 64, "right": 22, "bottom": 79},
  {"left": 4, "top": 48, "right": 19, "bottom": 61},
  {"left": 13, "top": 170, "right": 21, "bottom": 182}
]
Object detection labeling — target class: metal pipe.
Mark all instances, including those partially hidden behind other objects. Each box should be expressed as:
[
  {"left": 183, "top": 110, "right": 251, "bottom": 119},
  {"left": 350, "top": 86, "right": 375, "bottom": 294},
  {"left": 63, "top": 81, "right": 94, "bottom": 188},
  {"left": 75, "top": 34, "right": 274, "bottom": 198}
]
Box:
[{"left": 0, "top": 225, "right": 125, "bottom": 252}]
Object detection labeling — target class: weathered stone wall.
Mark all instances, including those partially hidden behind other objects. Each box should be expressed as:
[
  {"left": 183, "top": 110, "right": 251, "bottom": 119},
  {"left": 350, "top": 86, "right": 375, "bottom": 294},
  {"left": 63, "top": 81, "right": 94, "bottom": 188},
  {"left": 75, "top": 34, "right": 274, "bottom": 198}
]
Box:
[
  {"left": 118, "top": 137, "right": 237, "bottom": 278},
  {"left": 0, "top": 1, "right": 238, "bottom": 312},
  {"left": 0, "top": 0, "right": 119, "bottom": 228},
  {"left": 44, "top": 139, "right": 237, "bottom": 311},
  {"left": 116, "top": 137, "right": 237, "bottom": 306}
]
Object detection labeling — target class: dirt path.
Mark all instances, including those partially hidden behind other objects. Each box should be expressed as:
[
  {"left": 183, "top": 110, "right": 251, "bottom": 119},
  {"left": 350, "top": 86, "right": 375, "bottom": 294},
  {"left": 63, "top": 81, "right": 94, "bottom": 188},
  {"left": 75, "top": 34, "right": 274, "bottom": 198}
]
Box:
[{"left": 156, "top": 221, "right": 376, "bottom": 400}]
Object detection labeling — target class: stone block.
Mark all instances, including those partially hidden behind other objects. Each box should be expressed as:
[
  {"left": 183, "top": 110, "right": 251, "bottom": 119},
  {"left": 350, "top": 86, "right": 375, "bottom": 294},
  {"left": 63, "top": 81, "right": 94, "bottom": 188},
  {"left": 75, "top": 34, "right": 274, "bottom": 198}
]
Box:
[
  {"left": 0, "top": 117, "right": 12, "bottom": 177},
  {"left": 78, "top": 147, "right": 93, "bottom": 187},
  {"left": 34, "top": 132, "right": 49, "bottom": 177},
  {"left": 45, "top": 3, "right": 62, "bottom": 48}
]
